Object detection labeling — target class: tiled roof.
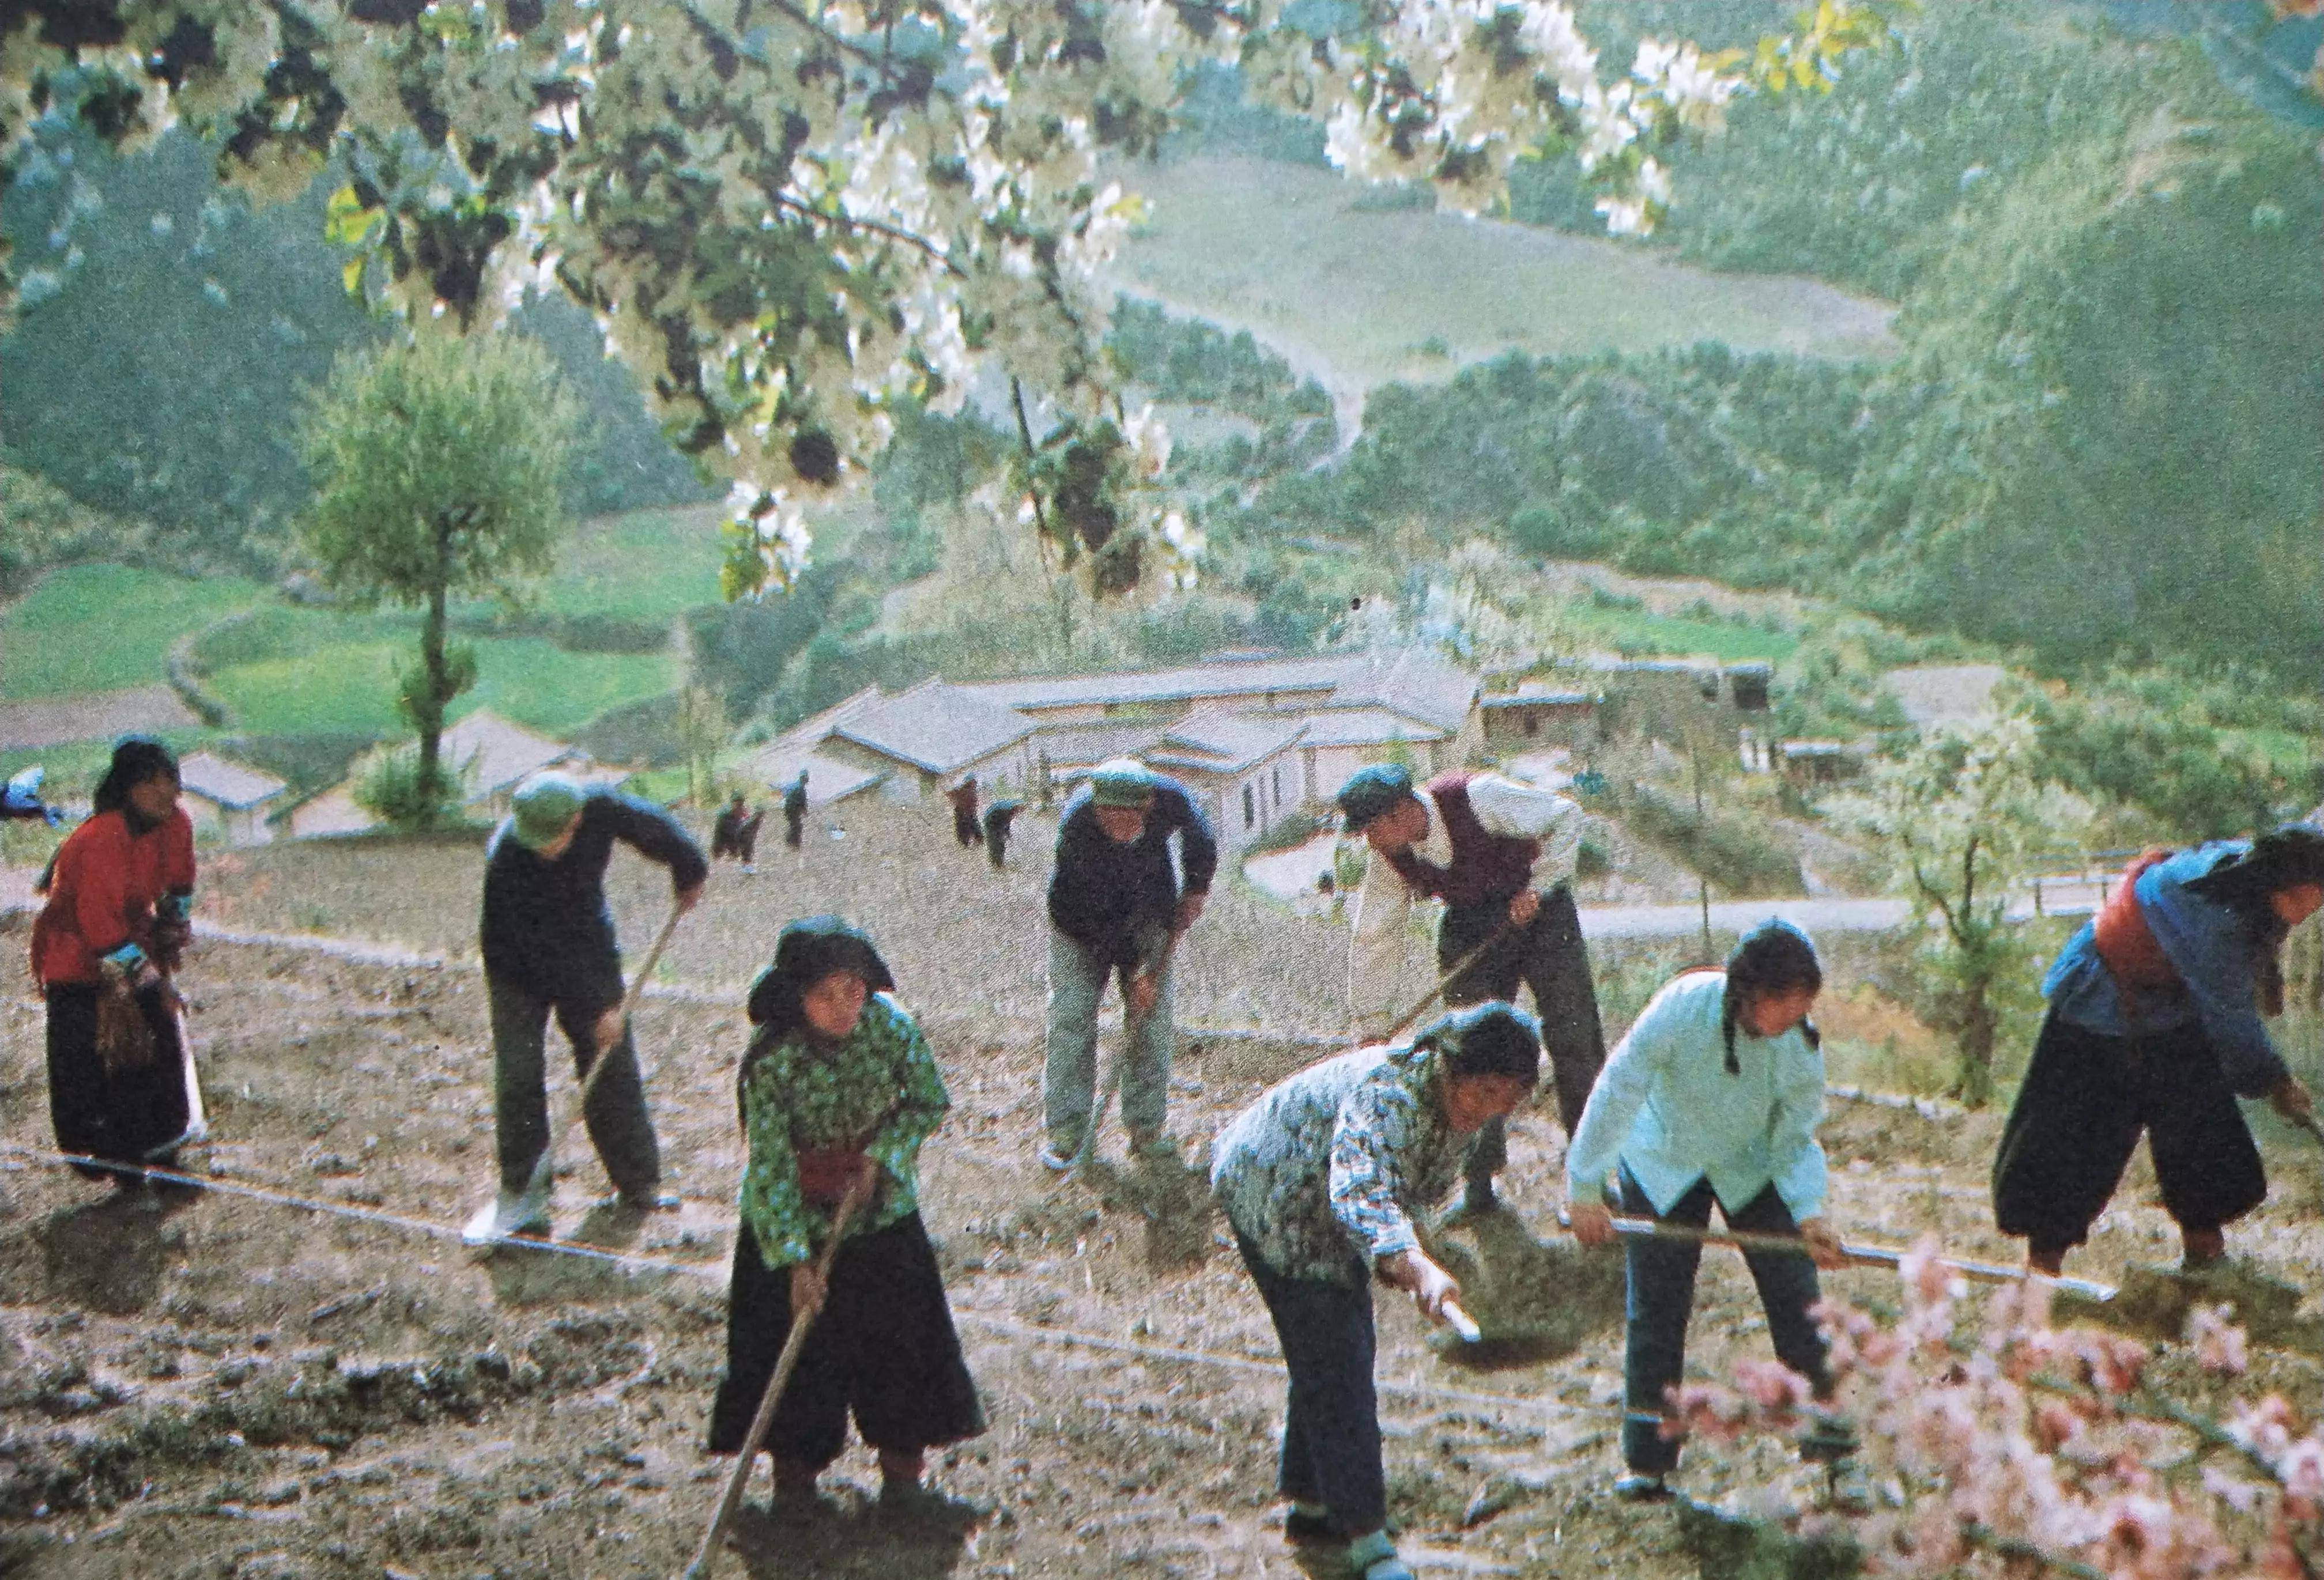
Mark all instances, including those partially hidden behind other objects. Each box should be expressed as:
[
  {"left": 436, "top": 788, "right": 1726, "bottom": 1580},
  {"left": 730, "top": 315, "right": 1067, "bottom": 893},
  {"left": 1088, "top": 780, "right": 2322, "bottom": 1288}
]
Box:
[
  {"left": 1484, "top": 685, "right": 1596, "bottom": 708},
  {"left": 1325, "top": 648, "right": 1477, "bottom": 733},
  {"left": 954, "top": 653, "right": 1359, "bottom": 713},
  {"left": 178, "top": 751, "right": 285, "bottom": 810},
  {"left": 777, "top": 685, "right": 888, "bottom": 747},
  {"left": 440, "top": 709, "right": 580, "bottom": 798},
  {"left": 832, "top": 681, "right": 1036, "bottom": 776},
  {"left": 1157, "top": 709, "right": 1306, "bottom": 773},
  {"left": 1024, "top": 721, "right": 1171, "bottom": 769},
  {"left": 1293, "top": 706, "right": 1448, "bottom": 748}
]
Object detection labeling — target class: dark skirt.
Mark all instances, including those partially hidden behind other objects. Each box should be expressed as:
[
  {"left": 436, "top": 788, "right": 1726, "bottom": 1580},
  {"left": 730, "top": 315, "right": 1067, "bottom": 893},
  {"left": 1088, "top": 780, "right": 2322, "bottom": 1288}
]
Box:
[
  {"left": 1991, "top": 1008, "right": 2266, "bottom": 1256},
  {"left": 45, "top": 981, "right": 194, "bottom": 1178},
  {"left": 707, "top": 1212, "right": 984, "bottom": 1466}
]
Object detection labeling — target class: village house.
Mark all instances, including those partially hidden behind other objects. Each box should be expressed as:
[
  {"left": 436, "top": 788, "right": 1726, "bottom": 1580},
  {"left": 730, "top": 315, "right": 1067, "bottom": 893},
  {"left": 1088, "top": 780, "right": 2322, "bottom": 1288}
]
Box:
[
  {"left": 812, "top": 679, "right": 1038, "bottom": 804},
  {"left": 1480, "top": 682, "right": 1601, "bottom": 752},
  {"left": 177, "top": 751, "right": 286, "bottom": 847},
  {"left": 1141, "top": 710, "right": 1310, "bottom": 856}
]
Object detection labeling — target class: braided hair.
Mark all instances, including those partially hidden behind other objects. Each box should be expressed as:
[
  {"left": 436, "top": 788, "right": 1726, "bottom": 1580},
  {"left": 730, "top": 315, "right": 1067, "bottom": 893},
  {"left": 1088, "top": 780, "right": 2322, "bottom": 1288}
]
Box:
[{"left": 1719, "top": 918, "right": 1823, "bottom": 1074}]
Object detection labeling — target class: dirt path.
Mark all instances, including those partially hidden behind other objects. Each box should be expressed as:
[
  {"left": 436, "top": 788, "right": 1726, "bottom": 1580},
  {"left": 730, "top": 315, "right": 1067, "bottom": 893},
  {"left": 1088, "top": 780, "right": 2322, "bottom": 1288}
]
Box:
[{"left": 0, "top": 687, "right": 197, "bottom": 750}]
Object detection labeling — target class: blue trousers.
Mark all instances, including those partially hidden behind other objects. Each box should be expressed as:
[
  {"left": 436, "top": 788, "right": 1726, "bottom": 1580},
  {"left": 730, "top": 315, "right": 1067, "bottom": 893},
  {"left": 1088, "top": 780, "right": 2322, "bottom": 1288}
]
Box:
[
  {"left": 1235, "top": 1233, "right": 1384, "bottom": 1534},
  {"left": 1618, "top": 1167, "right": 1831, "bottom": 1475}
]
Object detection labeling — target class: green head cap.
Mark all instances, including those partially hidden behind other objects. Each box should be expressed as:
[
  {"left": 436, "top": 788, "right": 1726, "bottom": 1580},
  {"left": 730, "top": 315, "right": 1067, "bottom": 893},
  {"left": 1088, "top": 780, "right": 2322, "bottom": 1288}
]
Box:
[
  {"left": 510, "top": 771, "right": 586, "bottom": 852},
  {"left": 1336, "top": 762, "right": 1416, "bottom": 833},
  {"left": 1088, "top": 758, "right": 1158, "bottom": 810}
]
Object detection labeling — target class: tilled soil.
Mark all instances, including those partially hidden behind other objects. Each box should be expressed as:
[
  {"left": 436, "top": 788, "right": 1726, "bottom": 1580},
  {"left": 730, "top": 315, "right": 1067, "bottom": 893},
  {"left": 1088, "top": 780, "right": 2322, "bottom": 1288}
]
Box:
[{"left": 4, "top": 829, "right": 2322, "bottom": 1579}]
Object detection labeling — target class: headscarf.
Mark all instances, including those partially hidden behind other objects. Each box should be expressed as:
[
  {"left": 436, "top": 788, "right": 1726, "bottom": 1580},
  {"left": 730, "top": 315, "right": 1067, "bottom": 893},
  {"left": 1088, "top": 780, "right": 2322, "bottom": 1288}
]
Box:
[
  {"left": 93, "top": 736, "right": 179, "bottom": 820},
  {"left": 2184, "top": 823, "right": 2324, "bottom": 921},
  {"left": 745, "top": 914, "right": 896, "bottom": 1038},
  {"left": 1721, "top": 918, "right": 1823, "bottom": 1072},
  {"left": 1411, "top": 1000, "right": 1542, "bottom": 1084}
]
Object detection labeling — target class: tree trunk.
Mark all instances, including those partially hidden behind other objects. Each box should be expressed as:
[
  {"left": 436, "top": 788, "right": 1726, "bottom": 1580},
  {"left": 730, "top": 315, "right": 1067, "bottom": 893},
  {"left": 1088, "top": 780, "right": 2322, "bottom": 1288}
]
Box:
[
  {"left": 1958, "top": 964, "right": 1997, "bottom": 1109},
  {"left": 415, "top": 516, "right": 454, "bottom": 826}
]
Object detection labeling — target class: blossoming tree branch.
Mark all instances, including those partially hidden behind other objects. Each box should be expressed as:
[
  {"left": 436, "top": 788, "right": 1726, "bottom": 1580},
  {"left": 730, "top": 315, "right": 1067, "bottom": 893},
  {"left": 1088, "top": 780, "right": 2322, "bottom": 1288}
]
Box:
[{"left": 0, "top": 0, "right": 1902, "bottom": 599}]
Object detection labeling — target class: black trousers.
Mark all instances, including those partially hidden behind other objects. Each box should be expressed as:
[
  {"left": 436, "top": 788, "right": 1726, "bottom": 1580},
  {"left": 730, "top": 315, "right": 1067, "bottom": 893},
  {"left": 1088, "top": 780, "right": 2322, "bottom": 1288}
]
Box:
[
  {"left": 1618, "top": 1168, "right": 1830, "bottom": 1475},
  {"left": 707, "top": 1214, "right": 984, "bottom": 1467},
  {"left": 952, "top": 809, "right": 982, "bottom": 847},
  {"left": 784, "top": 811, "right": 804, "bottom": 849},
  {"left": 46, "top": 982, "right": 193, "bottom": 1177},
  {"left": 1992, "top": 1010, "right": 2266, "bottom": 1259},
  {"left": 1439, "top": 885, "right": 1609, "bottom": 1188}
]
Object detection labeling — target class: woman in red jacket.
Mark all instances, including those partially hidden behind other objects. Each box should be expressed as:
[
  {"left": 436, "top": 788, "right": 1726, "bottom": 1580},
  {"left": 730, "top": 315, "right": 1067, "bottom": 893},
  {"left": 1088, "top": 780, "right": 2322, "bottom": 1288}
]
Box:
[{"left": 30, "top": 738, "right": 199, "bottom": 1181}]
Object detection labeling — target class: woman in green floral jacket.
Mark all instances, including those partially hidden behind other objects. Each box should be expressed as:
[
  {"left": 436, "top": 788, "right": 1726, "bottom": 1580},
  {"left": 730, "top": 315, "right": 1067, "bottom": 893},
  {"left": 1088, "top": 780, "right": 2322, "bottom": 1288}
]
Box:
[{"left": 706, "top": 916, "right": 984, "bottom": 1511}]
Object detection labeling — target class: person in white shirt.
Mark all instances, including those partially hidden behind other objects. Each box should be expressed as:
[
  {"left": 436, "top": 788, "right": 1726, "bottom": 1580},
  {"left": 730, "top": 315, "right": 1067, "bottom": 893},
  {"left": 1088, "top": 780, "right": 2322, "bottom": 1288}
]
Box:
[
  {"left": 1563, "top": 920, "right": 1855, "bottom": 1502},
  {"left": 1336, "top": 763, "right": 1606, "bottom": 1216}
]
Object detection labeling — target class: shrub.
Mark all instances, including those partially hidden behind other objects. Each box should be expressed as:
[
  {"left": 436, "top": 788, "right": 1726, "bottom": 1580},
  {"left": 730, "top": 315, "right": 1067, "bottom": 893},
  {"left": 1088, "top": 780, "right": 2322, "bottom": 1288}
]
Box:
[{"left": 349, "top": 742, "right": 469, "bottom": 831}]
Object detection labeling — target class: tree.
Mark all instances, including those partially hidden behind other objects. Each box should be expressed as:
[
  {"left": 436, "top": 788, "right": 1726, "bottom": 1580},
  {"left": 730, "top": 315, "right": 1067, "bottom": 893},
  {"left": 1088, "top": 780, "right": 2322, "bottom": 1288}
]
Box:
[
  {"left": 1828, "top": 713, "right": 2088, "bottom": 1107},
  {"left": 0, "top": 2, "right": 1902, "bottom": 602},
  {"left": 297, "top": 331, "right": 578, "bottom": 811}
]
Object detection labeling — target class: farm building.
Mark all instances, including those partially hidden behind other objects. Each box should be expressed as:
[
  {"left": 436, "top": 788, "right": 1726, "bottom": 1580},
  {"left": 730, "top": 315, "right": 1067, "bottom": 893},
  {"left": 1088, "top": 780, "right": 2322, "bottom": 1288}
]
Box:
[
  {"left": 178, "top": 751, "right": 285, "bottom": 847},
  {"left": 1776, "top": 739, "right": 1867, "bottom": 787},
  {"left": 1141, "top": 710, "right": 1310, "bottom": 856},
  {"left": 1480, "top": 683, "right": 1600, "bottom": 751},
  {"left": 816, "top": 680, "right": 1038, "bottom": 803},
  {"left": 1293, "top": 707, "right": 1451, "bottom": 803}
]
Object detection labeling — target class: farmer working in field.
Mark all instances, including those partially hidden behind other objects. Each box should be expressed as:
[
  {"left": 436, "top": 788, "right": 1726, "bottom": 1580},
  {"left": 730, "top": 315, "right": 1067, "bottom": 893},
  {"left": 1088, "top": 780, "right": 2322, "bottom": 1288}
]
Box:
[
  {"left": 1991, "top": 823, "right": 2323, "bottom": 1277},
  {"left": 782, "top": 769, "right": 809, "bottom": 851},
  {"left": 1337, "top": 762, "right": 1607, "bottom": 1217},
  {"left": 1564, "top": 920, "right": 1858, "bottom": 1503},
  {"left": 707, "top": 916, "right": 985, "bottom": 1515},
  {"left": 1211, "top": 1001, "right": 1542, "bottom": 1580},
  {"left": 1042, "top": 758, "right": 1216, "bottom": 1169},
  {"left": 30, "top": 736, "right": 202, "bottom": 1183},
  {"left": 711, "top": 791, "right": 765, "bottom": 875},
  {"left": 465, "top": 770, "right": 707, "bottom": 1244},
  {"left": 946, "top": 774, "right": 982, "bottom": 849}
]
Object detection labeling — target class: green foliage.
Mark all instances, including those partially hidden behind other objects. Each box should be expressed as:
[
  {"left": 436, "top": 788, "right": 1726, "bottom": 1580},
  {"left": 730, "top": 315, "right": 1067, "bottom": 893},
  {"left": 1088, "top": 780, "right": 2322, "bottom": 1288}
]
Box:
[
  {"left": 1828, "top": 715, "right": 2088, "bottom": 1106},
  {"left": 348, "top": 741, "right": 466, "bottom": 833},
  {"left": 1610, "top": 778, "right": 1806, "bottom": 898},
  {"left": 0, "top": 463, "right": 142, "bottom": 595},
  {"left": 298, "top": 333, "right": 577, "bottom": 611}
]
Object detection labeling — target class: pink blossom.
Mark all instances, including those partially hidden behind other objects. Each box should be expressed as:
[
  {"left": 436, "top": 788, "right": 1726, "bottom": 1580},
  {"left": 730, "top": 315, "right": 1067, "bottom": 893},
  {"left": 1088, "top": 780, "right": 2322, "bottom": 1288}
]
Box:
[
  {"left": 2185, "top": 1303, "right": 2250, "bottom": 1377},
  {"left": 2276, "top": 1437, "right": 2324, "bottom": 1509},
  {"left": 1732, "top": 1358, "right": 1814, "bottom": 1416}
]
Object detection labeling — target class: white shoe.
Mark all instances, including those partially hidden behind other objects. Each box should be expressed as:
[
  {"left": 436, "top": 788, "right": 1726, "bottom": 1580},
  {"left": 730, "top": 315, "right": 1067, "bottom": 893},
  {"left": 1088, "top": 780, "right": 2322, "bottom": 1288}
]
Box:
[{"left": 463, "top": 1182, "right": 552, "bottom": 1246}]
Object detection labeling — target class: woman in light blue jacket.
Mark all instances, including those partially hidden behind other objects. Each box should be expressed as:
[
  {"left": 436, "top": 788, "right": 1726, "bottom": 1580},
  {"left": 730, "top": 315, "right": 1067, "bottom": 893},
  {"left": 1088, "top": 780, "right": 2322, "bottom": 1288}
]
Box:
[{"left": 1563, "top": 920, "right": 1851, "bottom": 1501}]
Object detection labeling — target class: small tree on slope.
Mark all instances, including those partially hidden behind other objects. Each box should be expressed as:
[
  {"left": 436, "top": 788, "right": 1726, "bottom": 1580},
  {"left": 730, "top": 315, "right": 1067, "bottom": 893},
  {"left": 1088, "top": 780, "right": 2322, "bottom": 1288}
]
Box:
[{"left": 298, "top": 332, "right": 578, "bottom": 823}]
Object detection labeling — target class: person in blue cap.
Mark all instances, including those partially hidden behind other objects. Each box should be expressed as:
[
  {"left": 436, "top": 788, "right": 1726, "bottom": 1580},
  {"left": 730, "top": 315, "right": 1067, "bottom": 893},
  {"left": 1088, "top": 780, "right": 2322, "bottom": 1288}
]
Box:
[
  {"left": 1212, "top": 1001, "right": 1542, "bottom": 1580},
  {"left": 1041, "top": 757, "right": 1217, "bottom": 1169},
  {"left": 1993, "top": 823, "right": 2323, "bottom": 1277},
  {"left": 1563, "top": 920, "right": 1855, "bottom": 1503},
  {"left": 1335, "top": 760, "right": 1605, "bottom": 1216},
  {"left": 465, "top": 770, "right": 708, "bottom": 1244}
]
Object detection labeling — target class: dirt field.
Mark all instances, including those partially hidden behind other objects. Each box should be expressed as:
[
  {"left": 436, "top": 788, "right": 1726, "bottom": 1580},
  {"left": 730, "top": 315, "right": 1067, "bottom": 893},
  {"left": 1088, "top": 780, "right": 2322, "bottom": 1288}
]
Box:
[{"left": 5, "top": 809, "right": 2322, "bottom": 1579}]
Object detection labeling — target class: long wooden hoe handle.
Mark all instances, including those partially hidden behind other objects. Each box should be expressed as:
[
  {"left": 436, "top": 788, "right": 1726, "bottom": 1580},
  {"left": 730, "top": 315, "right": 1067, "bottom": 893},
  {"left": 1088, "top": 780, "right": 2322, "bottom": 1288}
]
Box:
[
  {"left": 1564, "top": 1211, "right": 2117, "bottom": 1303},
  {"left": 1367, "top": 919, "right": 1516, "bottom": 1050},
  {"left": 682, "top": 1178, "right": 870, "bottom": 1579},
  {"left": 575, "top": 899, "right": 686, "bottom": 1113}
]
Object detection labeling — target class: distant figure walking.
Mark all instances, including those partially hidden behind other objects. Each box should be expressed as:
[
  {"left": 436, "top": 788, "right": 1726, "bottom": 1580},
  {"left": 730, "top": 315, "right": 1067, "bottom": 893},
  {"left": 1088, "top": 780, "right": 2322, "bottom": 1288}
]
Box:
[
  {"left": 783, "top": 770, "right": 809, "bottom": 851},
  {"left": 711, "top": 792, "right": 765, "bottom": 875},
  {"left": 982, "top": 799, "right": 1022, "bottom": 870},
  {"left": 30, "top": 738, "right": 201, "bottom": 1182},
  {"left": 465, "top": 772, "right": 706, "bottom": 1245},
  {"left": 946, "top": 775, "right": 982, "bottom": 848}
]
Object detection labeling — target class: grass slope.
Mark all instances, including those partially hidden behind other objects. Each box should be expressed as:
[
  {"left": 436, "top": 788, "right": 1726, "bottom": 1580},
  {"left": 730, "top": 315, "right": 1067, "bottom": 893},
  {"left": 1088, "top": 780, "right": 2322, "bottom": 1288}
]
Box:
[
  {"left": 0, "top": 563, "right": 265, "bottom": 701},
  {"left": 1107, "top": 156, "right": 1900, "bottom": 404}
]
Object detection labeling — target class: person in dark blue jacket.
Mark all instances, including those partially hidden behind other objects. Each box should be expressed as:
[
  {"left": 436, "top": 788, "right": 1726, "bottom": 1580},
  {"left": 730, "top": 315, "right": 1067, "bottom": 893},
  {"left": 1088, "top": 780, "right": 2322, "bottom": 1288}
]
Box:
[
  {"left": 1041, "top": 759, "right": 1217, "bottom": 1169},
  {"left": 466, "top": 771, "right": 707, "bottom": 1244},
  {"left": 1993, "top": 824, "right": 2324, "bottom": 1276}
]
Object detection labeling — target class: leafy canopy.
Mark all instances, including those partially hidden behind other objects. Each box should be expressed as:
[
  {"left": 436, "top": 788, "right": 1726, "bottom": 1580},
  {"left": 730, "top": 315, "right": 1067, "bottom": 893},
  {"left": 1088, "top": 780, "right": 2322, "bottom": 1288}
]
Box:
[
  {"left": 297, "top": 329, "right": 578, "bottom": 606},
  {"left": 0, "top": 1, "right": 1901, "bottom": 599}
]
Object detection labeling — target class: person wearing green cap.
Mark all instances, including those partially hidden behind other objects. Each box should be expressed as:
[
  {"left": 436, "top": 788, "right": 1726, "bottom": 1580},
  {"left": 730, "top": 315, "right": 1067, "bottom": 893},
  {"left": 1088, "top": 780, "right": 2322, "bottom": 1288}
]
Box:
[
  {"left": 1041, "top": 757, "right": 1217, "bottom": 1169},
  {"left": 1335, "top": 762, "right": 1606, "bottom": 1218},
  {"left": 467, "top": 770, "right": 708, "bottom": 1243}
]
